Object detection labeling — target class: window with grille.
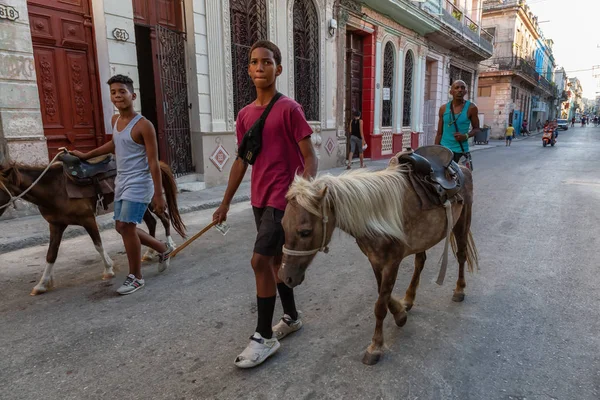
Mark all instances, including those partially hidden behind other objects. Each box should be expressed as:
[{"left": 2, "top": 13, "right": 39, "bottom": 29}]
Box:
[
  {"left": 403, "top": 50, "right": 414, "bottom": 127},
  {"left": 293, "top": 0, "right": 320, "bottom": 121},
  {"left": 382, "top": 42, "right": 395, "bottom": 127},
  {"left": 229, "top": 0, "right": 268, "bottom": 118}
]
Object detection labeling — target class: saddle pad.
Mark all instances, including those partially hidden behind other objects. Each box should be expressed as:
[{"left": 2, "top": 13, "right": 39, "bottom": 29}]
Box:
[{"left": 65, "top": 176, "right": 115, "bottom": 199}]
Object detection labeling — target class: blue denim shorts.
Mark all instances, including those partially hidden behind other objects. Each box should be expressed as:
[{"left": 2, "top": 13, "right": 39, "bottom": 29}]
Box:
[{"left": 113, "top": 200, "right": 149, "bottom": 224}]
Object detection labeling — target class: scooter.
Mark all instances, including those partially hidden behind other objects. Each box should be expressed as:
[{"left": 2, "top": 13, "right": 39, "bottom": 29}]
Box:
[{"left": 542, "top": 128, "right": 556, "bottom": 147}]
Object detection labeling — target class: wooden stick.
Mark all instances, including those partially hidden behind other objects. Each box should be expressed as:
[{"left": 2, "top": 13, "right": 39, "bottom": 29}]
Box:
[{"left": 170, "top": 221, "right": 217, "bottom": 258}]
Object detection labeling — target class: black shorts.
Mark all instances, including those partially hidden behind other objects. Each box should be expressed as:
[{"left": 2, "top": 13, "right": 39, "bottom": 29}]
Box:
[{"left": 253, "top": 206, "right": 285, "bottom": 256}]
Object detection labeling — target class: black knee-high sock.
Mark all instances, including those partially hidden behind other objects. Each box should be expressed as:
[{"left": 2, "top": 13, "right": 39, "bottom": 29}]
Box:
[
  {"left": 256, "top": 296, "right": 276, "bottom": 339},
  {"left": 277, "top": 282, "right": 298, "bottom": 320}
]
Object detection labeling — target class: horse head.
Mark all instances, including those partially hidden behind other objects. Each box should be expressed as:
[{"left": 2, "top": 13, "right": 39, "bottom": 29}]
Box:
[{"left": 280, "top": 177, "right": 335, "bottom": 288}]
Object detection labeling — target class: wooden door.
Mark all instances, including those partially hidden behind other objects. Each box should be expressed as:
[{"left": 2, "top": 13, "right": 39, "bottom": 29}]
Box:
[
  {"left": 27, "top": 0, "right": 104, "bottom": 159},
  {"left": 346, "top": 32, "right": 363, "bottom": 127}
]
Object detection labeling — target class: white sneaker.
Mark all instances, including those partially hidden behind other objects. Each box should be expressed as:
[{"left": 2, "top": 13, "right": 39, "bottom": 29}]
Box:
[
  {"left": 157, "top": 242, "right": 174, "bottom": 273},
  {"left": 116, "top": 274, "right": 145, "bottom": 295},
  {"left": 272, "top": 313, "right": 303, "bottom": 340},
  {"left": 234, "top": 332, "right": 280, "bottom": 369}
]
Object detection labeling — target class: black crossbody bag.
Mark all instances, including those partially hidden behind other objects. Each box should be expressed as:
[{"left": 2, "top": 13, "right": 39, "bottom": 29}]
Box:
[{"left": 237, "top": 92, "right": 282, "bottom": 165}]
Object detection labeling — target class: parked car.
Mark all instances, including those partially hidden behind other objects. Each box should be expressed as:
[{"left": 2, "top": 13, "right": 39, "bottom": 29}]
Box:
[{"left": 557, "top": 119, "right": 569, "bottom": 130}]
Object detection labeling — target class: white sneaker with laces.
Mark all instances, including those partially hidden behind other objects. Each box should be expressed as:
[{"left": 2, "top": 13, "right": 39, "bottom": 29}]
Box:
[
  {"left": 116, "top": 274, "right": 145, "bottom": 295},
  {"left": 272, "top": 312, "right": 303, "bottom": 340},
  {"left": 234, "top": 332, "right": 280, "bottom": 369},
  {"left": 157, "top": 242, "right": 174, "bottom": 273}
]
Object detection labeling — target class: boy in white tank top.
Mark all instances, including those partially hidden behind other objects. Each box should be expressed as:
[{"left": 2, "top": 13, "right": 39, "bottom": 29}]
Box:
[{"left": 71, "top": 75, "right": 173, "bottom": 295}]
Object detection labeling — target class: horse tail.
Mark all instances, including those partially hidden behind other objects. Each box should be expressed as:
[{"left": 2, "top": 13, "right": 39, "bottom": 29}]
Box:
[
  {"left": 449, "top": 230, "right": 479, "bottom": 274},
  {"left": 160, "top": 162, "right": 187, "bottom": 238}
]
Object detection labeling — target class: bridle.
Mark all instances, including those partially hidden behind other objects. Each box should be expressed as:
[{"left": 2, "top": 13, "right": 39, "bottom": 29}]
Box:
[{"left": 282, "top": 196, "right": 330, "bottom": 257}]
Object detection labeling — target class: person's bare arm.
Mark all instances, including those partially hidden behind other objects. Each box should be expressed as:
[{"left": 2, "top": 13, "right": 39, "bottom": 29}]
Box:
[
  {"left": 435, "top": 105, "right": 444, "bottom": 145},
  {"left": 466, "top": 104, "right": 481, "bottom": 138},
  {"left": 71, "top": 115, "right": 117, "bottom": 159},
  {"left": 298, "top": 137, "right": 318, "bottom": 179},
  {"left": 213, "top": 158, "right": 248, "bottom": 223},
  {"left": 139, "top": 119, "right": 166, "bottom": 214}
]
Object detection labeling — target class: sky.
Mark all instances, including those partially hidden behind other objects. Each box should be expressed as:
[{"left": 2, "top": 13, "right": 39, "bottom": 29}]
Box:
[{"left": 527, "top": 0, "right": 598, "bottom": 99}]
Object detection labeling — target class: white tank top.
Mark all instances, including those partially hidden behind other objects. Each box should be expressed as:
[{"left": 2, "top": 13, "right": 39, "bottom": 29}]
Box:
[{"left": 112, "top": 114, "right": 154, "bottom": 203}]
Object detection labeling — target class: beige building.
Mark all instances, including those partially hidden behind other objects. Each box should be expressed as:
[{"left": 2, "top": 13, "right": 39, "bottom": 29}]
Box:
[{"left": 477, "top": 0, "right": 556, "bottom": 138}]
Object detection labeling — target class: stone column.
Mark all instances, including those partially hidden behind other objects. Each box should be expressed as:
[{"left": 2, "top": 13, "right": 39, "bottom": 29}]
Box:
[
  {"left": 0, "top": 1, "right": 48, "bottom": 165},
  {"left": 205, "top": 0, "right": 230, "bottom": 132}
]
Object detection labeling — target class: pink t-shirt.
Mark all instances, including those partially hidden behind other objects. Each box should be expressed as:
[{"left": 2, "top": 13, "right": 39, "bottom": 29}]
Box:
[{"left": 236, "top": 96, "right": 313, "bottom": 211}]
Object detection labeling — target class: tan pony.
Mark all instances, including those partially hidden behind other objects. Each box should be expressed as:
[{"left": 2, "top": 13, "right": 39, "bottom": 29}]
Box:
[{"left": 279, "top": 163, "right": 478, "bottom": 365}]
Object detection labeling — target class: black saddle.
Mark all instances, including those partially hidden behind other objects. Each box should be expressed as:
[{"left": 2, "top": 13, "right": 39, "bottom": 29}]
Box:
[
  {"left": 397, "top": 145, "right": 464, "bottom": 200},
  {"left": 60, "top": 153, "right": 116, "bottom": 186}
]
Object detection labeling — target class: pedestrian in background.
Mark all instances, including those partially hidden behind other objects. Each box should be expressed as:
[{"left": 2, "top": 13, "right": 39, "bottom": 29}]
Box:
[
  {"left": 505, "top": 123, "right": 515, "bottom": 147},
  {"left": 347, "top": 111, "right": 365, "bottom": 169}
]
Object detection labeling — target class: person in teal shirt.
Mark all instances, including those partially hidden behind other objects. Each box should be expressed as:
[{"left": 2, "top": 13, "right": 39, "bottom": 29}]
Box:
[{"left": 435, "top": 80, "right": 481, "bottom": 163}]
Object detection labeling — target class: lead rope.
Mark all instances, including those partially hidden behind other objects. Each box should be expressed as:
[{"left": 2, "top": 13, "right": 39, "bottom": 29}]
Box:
[{"left": 0, "top": 151, "right": 63, "bottom": 211}]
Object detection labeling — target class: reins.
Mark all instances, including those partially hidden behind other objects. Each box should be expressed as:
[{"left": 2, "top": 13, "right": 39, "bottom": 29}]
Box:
[
  {"left": 282, "top": 196, "right": 330, "bottom": 257},
  {"left": 0, "top": 151, "right": 63, "bottom": 211}
]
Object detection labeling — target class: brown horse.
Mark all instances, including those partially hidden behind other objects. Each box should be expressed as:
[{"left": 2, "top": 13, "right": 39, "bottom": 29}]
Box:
[
  {"left": 0, "top": 161, "right": 185, "bottom": 295},
  {"left": 279, "top": 163, "right": 478, "bottom": 365}
]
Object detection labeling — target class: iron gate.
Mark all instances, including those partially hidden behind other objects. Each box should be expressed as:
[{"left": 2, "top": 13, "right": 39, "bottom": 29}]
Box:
[{"left": 156, "top": 25, "right": 194, "bottom": 176}]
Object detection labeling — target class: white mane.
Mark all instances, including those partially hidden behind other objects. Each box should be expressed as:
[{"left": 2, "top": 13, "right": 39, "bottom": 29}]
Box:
[{"left": 287, "top": 165, "right": 410, "bottom": 242}]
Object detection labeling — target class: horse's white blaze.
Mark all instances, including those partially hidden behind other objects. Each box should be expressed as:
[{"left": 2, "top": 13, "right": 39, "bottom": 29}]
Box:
[
  {"left": 32, "top": 262, "right": 55, "bottom": 294},
  {"left": 95, "top": 244, "right": 114, "bottom": 278}
]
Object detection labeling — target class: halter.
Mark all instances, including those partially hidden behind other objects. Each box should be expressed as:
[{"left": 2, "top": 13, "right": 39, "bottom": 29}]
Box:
[{"left": 282, "top": 196, "right": 330, "bottom": 257}]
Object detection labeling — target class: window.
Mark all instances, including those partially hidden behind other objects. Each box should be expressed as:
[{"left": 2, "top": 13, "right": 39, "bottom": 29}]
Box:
[
  {"left": 402, "top": 50, "right": 414, "bottom": 127},
  {"left": 478, "top": 86, "right": 491, "bottom": 97},
  {"left": 485, "top": 27, "right": 496, "bottom": 39},
  {"left": 381, "top": 42, "right": 395, "bottom": 127},
  {"left": 293, "top": 0, "right": 320, "bottom": 121},
  {"left": 230, "top": 0, "right": 268, "bottom": 118}
]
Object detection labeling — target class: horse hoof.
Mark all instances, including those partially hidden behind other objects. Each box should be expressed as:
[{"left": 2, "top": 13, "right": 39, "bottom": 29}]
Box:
[
  {"left": 452, "top": 292, "right": 465, "bottom": 302},
  {"left": 400, "top": 298, "right": 413, "bottom": 311},
  {"left": 394, "top": 312, "right": 408, "bottom": 327},
  {"left": 30, "top": 287, "right": 46, "bottom": 296},
  {"left": 362, "top": 350, "right": 382, "bottom": 365}
]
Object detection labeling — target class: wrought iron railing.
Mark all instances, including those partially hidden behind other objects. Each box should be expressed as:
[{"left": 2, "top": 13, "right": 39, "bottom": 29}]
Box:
[{"left": 430, "top": 0, "right": 493, "bottom": 54}]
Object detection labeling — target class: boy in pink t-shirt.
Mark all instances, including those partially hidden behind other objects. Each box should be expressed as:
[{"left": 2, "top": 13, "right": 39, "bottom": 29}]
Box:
[{"left": 213, "top": 40, "right": 317, "bottom": 369}]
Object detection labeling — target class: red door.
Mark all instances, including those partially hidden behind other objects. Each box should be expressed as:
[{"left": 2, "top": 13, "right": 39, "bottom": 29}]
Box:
[{"left": 27, "top": 0, "right": 104, "bottom": 159}]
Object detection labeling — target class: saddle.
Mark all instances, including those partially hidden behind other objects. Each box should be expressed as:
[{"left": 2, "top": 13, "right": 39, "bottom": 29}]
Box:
[
  {"left": 394, "top": 145, "right": 464, "bottom": 203},
  {"left": 60, "top": 153, "right": 116, "bottom": 211}
]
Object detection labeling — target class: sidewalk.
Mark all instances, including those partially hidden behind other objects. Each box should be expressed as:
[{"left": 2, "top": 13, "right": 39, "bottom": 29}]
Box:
[{"left": 1, "top": 134, "right": 537, "bottom": 254}]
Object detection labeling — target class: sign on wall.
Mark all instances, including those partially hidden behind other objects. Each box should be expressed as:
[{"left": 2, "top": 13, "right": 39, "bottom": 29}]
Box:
[
  {"left": 382, "top": 87, "right": 391, "bottom": 101},
  {"left": 0, "top": 4, "right": 19, "bottom": 21}
]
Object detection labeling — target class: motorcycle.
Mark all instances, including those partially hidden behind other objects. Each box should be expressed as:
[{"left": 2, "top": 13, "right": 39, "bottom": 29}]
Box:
[{"left": 542, "top": 128, "right": 556, "bottom": 147}]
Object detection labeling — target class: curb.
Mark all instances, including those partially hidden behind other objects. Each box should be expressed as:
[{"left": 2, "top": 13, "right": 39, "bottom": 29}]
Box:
[{"left": 0, "top": 194, "right": 250, "bottom": 254}]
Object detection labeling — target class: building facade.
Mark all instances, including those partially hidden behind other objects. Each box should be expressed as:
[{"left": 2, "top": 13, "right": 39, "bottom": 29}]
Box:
[
  {"left": 477, "top": 0, "right": 557, "bottom": 138},
  {"left": 554, "top": 67, "right": 570, "bottom": 119},
  {"left": 567, "top": 77, "right": 583, "bottom": 120},
  {"left": 0, "top": 0, "right": 493, "bottom": 188}
]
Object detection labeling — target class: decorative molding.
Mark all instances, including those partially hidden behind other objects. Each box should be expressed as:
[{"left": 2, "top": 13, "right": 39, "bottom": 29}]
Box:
[
  {"left": 268, "top": 0, "right": 275, "bottom": 41},
  {"left": 112, "top": 28, "right": 129, "bottom": 42},
  {"left": 324, "top": 136, "right": 336, "bottom": 156},
  {"left": 209, "top": 144, "right": 231, "bottom": 172},
  {"left": 39, "top": 60, "right": 57, "bottom": 118},
  {"left": 0, "top": 4, "right": 19, "bottom": 21},
  {"left": 71, "top": 62, "right": 86, "bottom": 123},
  {"left": 288, "top": 0, "right": 326, "bottom": 127},
  {"left": 222, "top": 0, "right": 234, "bottom": 131}
]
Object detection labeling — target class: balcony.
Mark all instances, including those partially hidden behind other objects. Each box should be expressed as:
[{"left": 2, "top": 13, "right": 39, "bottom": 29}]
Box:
[
  {"left": 481, "top": 57, "right": 556, "bottom": 95},
  {"left": 531, "top": 101, "right": 548, "bottom": 113},
  {"left": 418, "top": 0, "right": 494, "bottom": 61}
]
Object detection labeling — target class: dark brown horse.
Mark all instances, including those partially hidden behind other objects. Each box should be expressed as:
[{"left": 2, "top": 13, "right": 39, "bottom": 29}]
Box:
[
  {"left": 0, "top": 161, "right": 185, "bottom": 295},
  {"left": 279, "top": 163, "right": 478, "bottom": 365}
]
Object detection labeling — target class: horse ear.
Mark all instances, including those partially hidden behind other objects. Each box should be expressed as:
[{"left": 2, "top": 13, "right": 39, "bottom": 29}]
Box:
[{"left": 319, "top": 186, "right": 328, "bottom": 199}]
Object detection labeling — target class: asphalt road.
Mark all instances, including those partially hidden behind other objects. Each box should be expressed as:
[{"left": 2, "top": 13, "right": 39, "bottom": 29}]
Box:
[{"left": 1, "top": 127, "right": 600, "bottom": 400}]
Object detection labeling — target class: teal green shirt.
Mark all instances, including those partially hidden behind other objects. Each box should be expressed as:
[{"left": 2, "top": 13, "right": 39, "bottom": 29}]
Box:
[{"left": 441, "top": 101, "right": 471, "bottom": 153}]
